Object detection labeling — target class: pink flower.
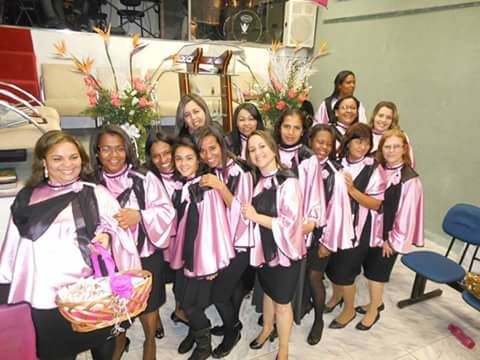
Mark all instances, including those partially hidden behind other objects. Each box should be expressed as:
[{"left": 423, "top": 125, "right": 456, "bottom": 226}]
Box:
[
  {"left": 110, "top": 93, "right": 121, "bottom": 107},
  {"left": 86, "top": 90, "right": 96, "bottom": 98},
  {"left": 88, "top": 95, "right": 97, "bottom": 105},
  {"left": 242, "top": 89, "right": 251, "bottom": 97},
  {"left": 271, "top": 78, "right": 284, "bottom": 92},
  {"left": 275, "top": 100, "right": 286, "bottom": 110},
  {"left": 262, "top": 103, "right": 272, "bottom": 111},
  {"left": 138, "top": 97, "right": 151, "bottom": 108},
  {"left": 83, "top": 76, "right": 98, "bottom": 89},
  {"left": 133, "top": 77, "right": 147, "bottom": 92},
  {"left": 321, "top": 169, "right": 330, "bottom": 180},
  {"left": 72, "top": 181, "right": 84, "bottom": 193},
  {"left": 299, "top": 92, "right": 307, "bottom": 103},
  {"left": 288, "top": 88, "right": 297, "bottom": 99}
]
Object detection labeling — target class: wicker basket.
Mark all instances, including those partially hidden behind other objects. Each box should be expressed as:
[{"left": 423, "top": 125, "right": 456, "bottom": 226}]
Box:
[{"left": 56, "top": 269, "right": 152, "bottom": 333}]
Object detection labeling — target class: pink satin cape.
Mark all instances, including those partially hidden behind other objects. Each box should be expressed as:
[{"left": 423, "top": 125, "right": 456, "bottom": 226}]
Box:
[{"left": 0, "top": 181, "right": 140, "bottom": 309}]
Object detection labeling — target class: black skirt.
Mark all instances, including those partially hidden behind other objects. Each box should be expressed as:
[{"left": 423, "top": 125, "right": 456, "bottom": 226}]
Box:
[
  {"left": 140, "top": 250, "right": 166, "bottom": 314},
  {"left": 257, "top": 260, "right": 301, "bottom": 305},
  {"left": 211, "top": 251, "right": 249, "bottom": 304},
  {"left": 31, "top": 307, "right": 118, "bottom": 359},
  {"left": 363, "top": 246, "right": 399, "bottom": 283},
  {"left": 307, "top": 242, "right": 330, "bottom": 273}
]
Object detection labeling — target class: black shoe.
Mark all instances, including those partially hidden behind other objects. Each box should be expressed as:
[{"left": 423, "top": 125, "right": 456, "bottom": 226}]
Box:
[
  {"left": 212, "top": 329, "right": 241, "bottom": 358},
  {"left": 249, "top": 329, "right": 277, "bottom": 350},
  {"left": 155, "top": 326, "right": 165, "bottom": 339},
  {"left": 211, "top": 321, "right": 243, "bottom": 337},
  {"left": 355, "top": 303, "right": 385, "bottom": 315},
  {"left": 171, "top": 311, "right": 189, "bottom": 326},
  {"left": 188, "top": 328, "right": 212, "bottom": 360},
  {"left": 307, "top": 320, "right": 324, "bottom": 345},
  {"left": 355, "top": 313, "right": 380, "bottom": 331},
  {"left": 328, "top": 314, "right": 356, "bottom": 329},
  {"left": 178, "top": 330, "right": 195, "bottom": 354},
  {"left": 257, "top": 314, "right": 263, "bottom": 326},
  {"left": 323, "top": 299, "right": 344, "bottom": 314}
]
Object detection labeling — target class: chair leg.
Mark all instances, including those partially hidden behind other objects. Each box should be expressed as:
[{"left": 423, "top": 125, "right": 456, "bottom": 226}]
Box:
[{"left": 397, "top": 274, "right": 443, "bottom": 309}]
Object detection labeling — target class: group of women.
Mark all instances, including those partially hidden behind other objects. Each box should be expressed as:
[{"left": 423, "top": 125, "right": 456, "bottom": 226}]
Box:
[{"left": 0, "top": 70, "right": 424, "bottom": 360}]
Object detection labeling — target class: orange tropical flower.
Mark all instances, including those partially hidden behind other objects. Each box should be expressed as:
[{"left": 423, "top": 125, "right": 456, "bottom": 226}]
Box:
[
  {"left": 271, "top": 40, "right": 282, "bottom": 54},
  {"left": 73, "top": 57, "right": 94, "bottom": 74},
  {"left": 132, "top": 33, "right": 141, "bottom": 49},
  {"left": 93, "top": 24, "right": 111, "bottom": 41},
  {"left": 54, "top": 40, "right": 67, "bottom": 56}
]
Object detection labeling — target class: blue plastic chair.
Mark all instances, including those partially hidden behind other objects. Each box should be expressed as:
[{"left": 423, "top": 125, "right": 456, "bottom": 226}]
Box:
[
  {"left": 398, "top": 204, "right": 480, "bottom": 309},
  {"left": 462, "top": 290, "right": 480, "bottom": 311}
]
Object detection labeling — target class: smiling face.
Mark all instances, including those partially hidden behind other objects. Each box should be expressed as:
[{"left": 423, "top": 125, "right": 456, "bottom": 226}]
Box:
[
  {"left": 184, "top": 100, "right": 206, "bottom": 131},
  {"left": 382, "top": 135, "right": 406, "bottom": 167},
  {"left": 97, "top": 133, "right": 127, "bottom": 174},
  {"left": 199, "top": 135, "right": 222, "bottom": 169},
  {"left": 174, "top": 145, "right": 199, "bottom": 178},
  {"left": 338, "top": 74, "right": 356, "bottom": 97},
  {"left": 150, "top": 140, "right": 173, "bottom": 174},
  {"left": 236, "top": 109, "right": 258, "bottom": 137},
  {"left": 310, "top": 130, "right": 334, "bottom": 161},
  {"left": 347, "top": 137, "right": 371, "bottom": 161},
  {"left": 373, "top": 106, "right": 394, "bottom": 132},
  {"left": 335, "top": 98, "right": 358, "bottom": 127},
  {"left": 280, "top": 114, "right": 303, "bottom": 146},
  {"left": 247, "top": 134, "right": 277, "bottom": 172},
  {"left": 43, "top": 141, "right": 82, "bottom": 184}
]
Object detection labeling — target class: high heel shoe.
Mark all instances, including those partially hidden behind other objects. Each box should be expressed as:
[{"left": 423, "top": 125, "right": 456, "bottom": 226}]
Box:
[
  {"left": 171, "top": 311, "right": 188, "bottom": 326},
  {"left": 323, "top": 299, "right": 344, "bottom": 314},
  {"left": 249, "top": 329, "right": 277, "bottom": 350},
  {"left": 155, "top": 326, "right": 165, "bottom": 339},
  {"left": 355, "top": 303, "right": 385, "bottom": 315},
  {"left": 328, "top": 314, "right": 356, "bottom": 329},
  {"left": 355, "top": 313, "right": 380, "bottom": 331}
]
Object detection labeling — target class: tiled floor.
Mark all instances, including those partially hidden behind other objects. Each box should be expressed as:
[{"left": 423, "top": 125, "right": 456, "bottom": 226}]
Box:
[{"left": 78, "top": 241, "right": 480, "bottom": 360}]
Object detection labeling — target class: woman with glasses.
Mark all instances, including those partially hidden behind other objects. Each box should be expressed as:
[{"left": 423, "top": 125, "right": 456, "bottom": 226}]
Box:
[
  {"left": 329, "top": 95, "right": 361, "bottom": 150},
  {"left": 314, "top": 70, "right": 367, "bottom": 126},
  {"left": 353, "top": 129, "right": 423, "bottom": 330},
  {"left": 90, "top": 125, "right": 176, "bottom": 360}
]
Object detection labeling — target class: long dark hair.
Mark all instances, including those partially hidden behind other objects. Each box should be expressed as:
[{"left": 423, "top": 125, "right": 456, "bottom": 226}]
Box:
[
  {"left": 172, "top": 136, "right": 207, "bottom": 181},
  {"left": 273, "top": 108, "right": 309, "bottom": 145},
  {"left": 27, "top": 130, "right": 92, "bottom": 187},
  {"left": 194, "top": 123, "right": 234, "bottom": 174},
  {"left": 175, "top": 94, "right": 212, "bottom": 137},
  {"left": 90, "top": 124, "right": 140, "bottom": 178},
  {"left": 230, "top": 102, "right": 264, "bottom": 156},
  {"left": 324, "top": 70, "right": 356, "bottom": 124},
  {"left": 338, "top": 123, "right": 373, "bottom": 159},
  {"left": 144, "top": 126, "right": 175, "bottom": 178}
]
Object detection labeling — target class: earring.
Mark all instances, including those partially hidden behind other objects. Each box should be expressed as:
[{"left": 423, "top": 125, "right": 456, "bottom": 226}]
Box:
[{"left": 44, "top": 167, "right": 48, "bottom": 179}]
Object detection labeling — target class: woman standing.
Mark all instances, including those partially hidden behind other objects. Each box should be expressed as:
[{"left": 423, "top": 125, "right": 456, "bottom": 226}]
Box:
[
  {"left": 330, "top": 95, "right": 361, "bottom": 149},
  {"left": 195, "top": 124, "right": 254, "bottom": 357},
  {"left": 368, "top": 101, "right": 415, "bottom": 167},
  {"left": 314, "top": 70, "right": 367, "bottom": 125},
  {"left": 90, "top": 125, "right": 176, "bottom": 360},
  {"left": 226, "top": 102, "right": 265, "bottom": 159},
  {"left": 274, "top": 108, "right": 313, "bottom": 173},
  {"left": 325, "top": 123, "right": 386, "bottom": 330},
  {"left": 175, "top": 94, "right": 212, "bottom": 139},
  {"left": 354, "top": 129, "right": 423, "bottom": 330},
  {"left": 170, "top": 137, "right": 236, "bottom": 360},
  {"left": 242, "top": 130, "right": 305, "bottom": 360},
  {"left": 0, "top": 130, "right": 140, "bottom": 360},
  {"left": 298, "top": 124, "right": 354, "bottom": 344}
]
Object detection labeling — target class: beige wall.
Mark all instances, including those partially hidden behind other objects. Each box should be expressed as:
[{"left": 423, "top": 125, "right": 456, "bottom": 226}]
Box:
[{"left": 309, "top": 1, "right": 480, "bottom": 244}]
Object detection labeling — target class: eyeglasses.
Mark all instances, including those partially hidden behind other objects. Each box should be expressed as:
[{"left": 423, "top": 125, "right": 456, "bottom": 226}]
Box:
[
  {"left": 339, "top": 105, "right": 358, "bottom": 111},
  {"left": 383, "top": 144, "right": 403, "bottom": 151},
  {"left": 98, "top": 146, "right": 126, "bottom": 154}
]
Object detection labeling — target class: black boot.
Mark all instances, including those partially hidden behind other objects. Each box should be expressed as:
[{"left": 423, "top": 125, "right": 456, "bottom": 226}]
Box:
[
  {"left": 188, "top": 328, "right": 212, "bottom": 360},
  {"left": 212, "top": 325, "right": 241, "bottom": 358},
  {"left": 178, "top": 329, "right": 195, "bottom": 354}
]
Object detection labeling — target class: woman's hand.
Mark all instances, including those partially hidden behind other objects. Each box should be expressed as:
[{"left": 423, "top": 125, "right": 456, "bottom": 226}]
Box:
[
  {"left": 342, "top": 171, "right": 354, "bottom": 192},
  {"left": 241, "top": 202, "right": 258, "bottom": 221},
  {"left": 200, "top": 174, "right": 224, "bottom": 191},
  {"left": 318, "top": 244, "right": 331, "bottom": 258},
  {"left": 91, "top": 232, "right": 110, "bottom": 250},
  {"left": 382, "top": 241, "right": 394, "bottom": 258},
  {"left": 114, "top": 208, "right": 141, "bottom": 229}
]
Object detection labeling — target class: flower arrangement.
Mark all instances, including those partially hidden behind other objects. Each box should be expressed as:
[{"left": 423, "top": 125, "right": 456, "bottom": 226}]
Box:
[
  {"left": 246, "top": 41, "right": 328, "bottom": 127},
  {"left": 53, "top": 25, "right": 173, "bottom": 159}
]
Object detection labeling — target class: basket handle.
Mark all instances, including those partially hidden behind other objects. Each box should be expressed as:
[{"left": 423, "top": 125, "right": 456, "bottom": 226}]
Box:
[
  {"left": 90, "top": 243, "right": 134, "bottom": 299},
  {"left": 90, "top": 243, "right": 116, "bottom": 278}
]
